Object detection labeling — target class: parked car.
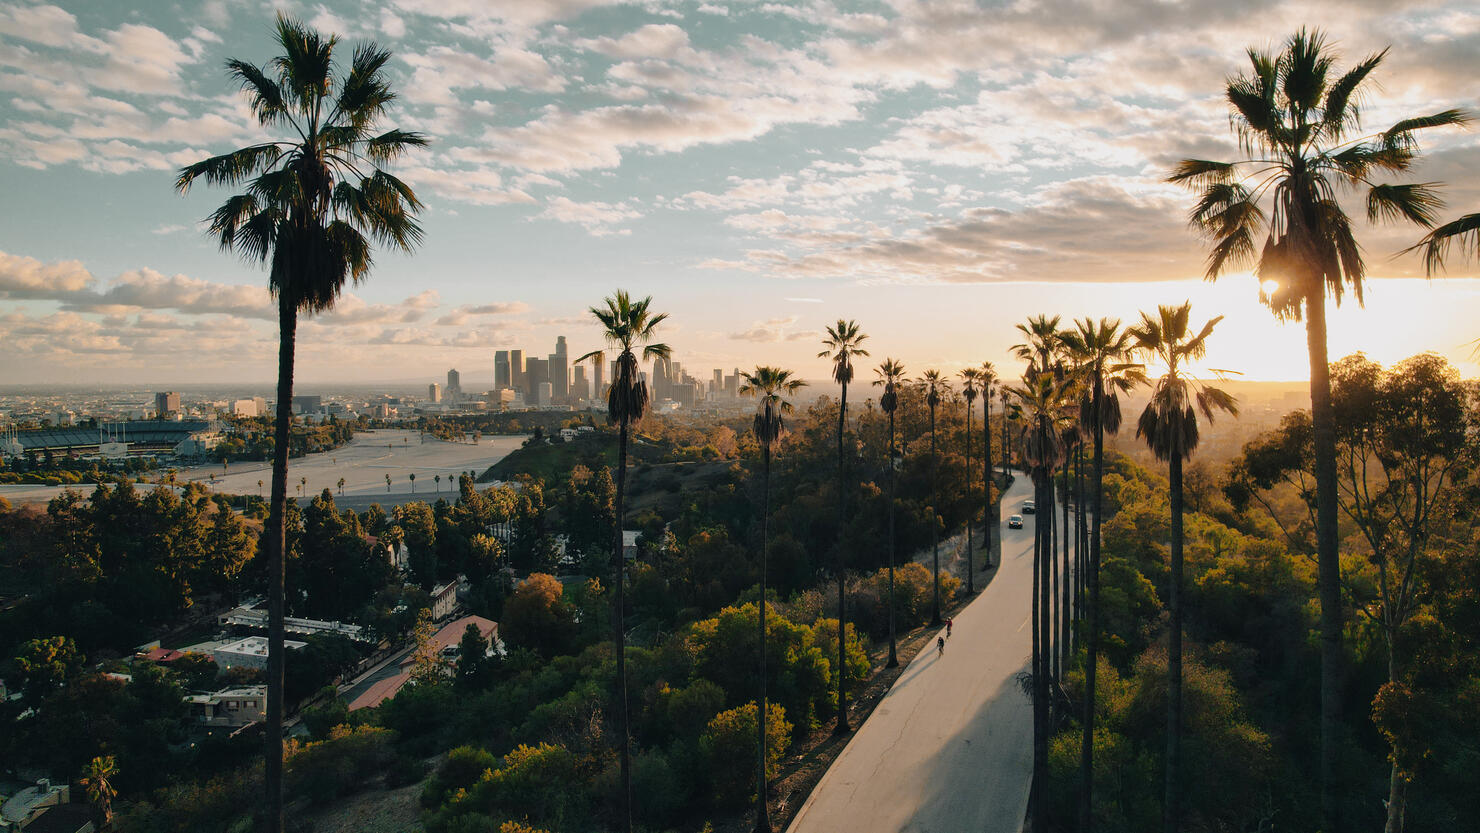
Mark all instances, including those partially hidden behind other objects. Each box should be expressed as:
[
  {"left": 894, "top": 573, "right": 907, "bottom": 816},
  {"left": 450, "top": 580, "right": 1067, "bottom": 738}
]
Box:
[
  {"left": 1022, "top": 499, "right": 1036, "bottom": 514},
  {"left": 1008, "top": 514, "right": 1024, "bottom": 529}
]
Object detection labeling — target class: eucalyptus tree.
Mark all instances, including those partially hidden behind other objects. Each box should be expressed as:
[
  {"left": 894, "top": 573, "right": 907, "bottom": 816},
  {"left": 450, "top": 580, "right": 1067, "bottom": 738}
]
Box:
[
  {"left": 1059, "top": 317, "right": 1142, "bottom": 830},
  {"left": 577, "top": 290, "right": 670, "bottom": 833},
  {"left": 979, "top": 362, "right": 999, "bottom": 568},
  {"left": 175, "top": 16, "right": 425, "bottom": 830},
  {"left": 919, "top": 369, "right": 948, "bottom": 626},
  {"left": 959, "top": 367, "right": 982, "bottom": 593},
  {"left": 1129, "top": 303, "right": 1238, "bottom": 833},
  {"left": 1169, "top": 32, "right": 1468, "bottom": 821},
  {"left": 740, "top": 366, "right": 806, "bottom": 833},
  {"left": 819, "top": 320, "right": 869, "bottom": 733},
  {"left": 873, "top": 358, "right": 908, "bottom": 668}
]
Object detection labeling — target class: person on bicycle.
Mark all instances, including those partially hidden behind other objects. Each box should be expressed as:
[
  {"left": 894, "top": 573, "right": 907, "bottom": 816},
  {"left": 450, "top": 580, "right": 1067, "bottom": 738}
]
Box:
[{"left": 936, "top": 636, "right": 945, "bottom": 656}]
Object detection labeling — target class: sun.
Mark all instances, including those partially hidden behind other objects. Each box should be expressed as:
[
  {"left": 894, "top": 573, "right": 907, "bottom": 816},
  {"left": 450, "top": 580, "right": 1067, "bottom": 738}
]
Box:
[{"left": 1259, "top": 279, "right": 1280, "bottom": 295}]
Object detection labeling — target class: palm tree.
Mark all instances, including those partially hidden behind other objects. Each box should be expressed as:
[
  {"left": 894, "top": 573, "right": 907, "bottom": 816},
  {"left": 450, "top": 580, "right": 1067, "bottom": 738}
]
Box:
[
  {"left": 300, "top": 476, "right": 307, "bottom": 497},
  {"left": 1168, "top": 32, "right": 1468, "bottom": 822},
  {"left": 1411, "top": 212, "right": 1480, "bottom": 273},
  {"left": 959, "top": 367, "right": 981, "bottom": 594},
  {"left": 337, "top": 477, "right": 345, "bottom": 496},
  {"left": 873, "top": 358, "right": 907, "bottom": 669},
  {"left": 176, "top": 24, "right": 424, "bottom": 829},
  {"left": 818, "top": 320, "right": 869, "bottom": 734},
  {"left": 81, "top": 754, "right": 117, "bottom": 827},
  {"left": 434, "top": 473, "right": 441, "bottom": 493},
  {"left": 919, "top": 369, "right": 948, "bottom": 626},
  {"left": 409, "top": 472, "right": 416, "bottom": 493},
  {"left": 577, "top": 290, "right": 669, "bottom": 833},
  {"left": 1059, "top": 317, "right": 1142, "bottom": 831},
  {"left": 740, "top": 366, "right": 806, "bottom": 833},
  {"left": 1129, "top": 303, "right": 1238, "bottom": 833},
  {"left": 1014, "top": 316, "right": 1064, "bottom": 691},
  {"left": 258, "top": 479, "right": 264, "bottom": 497},
  {"left": 1009, "top": 368, "right": 1070, "bottom": 833},
  {"left": 979, "top": 362, "right": 998, "bottom": 569},
  {"left": 1000, "top": 387, "right": 1011, "bottom": 480},
  {"left": 385, "top": 473, "right": 391, "bottom": 492}
]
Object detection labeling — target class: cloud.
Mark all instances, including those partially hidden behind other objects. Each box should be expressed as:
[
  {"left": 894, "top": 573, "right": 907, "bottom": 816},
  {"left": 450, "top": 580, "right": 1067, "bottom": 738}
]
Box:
[
  {"left": 0, "top": 251, "right": 96, "bottom": 297},
  {"left": 729, "top": 315, "right": 809, "bottom": 343},
  {"left": 534, "top": 196, "right": 641, "bottom": 236}
]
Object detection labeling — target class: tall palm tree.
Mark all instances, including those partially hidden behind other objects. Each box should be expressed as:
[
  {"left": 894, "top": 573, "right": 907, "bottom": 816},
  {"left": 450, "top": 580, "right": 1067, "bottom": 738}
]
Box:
[
  {"left": 1009, "top": 368, "right": 1070, "bottom": 833},
  {"left": 175, "top": 17, "right": 424, "bottom": 831},
  {"left": 1000, "top": 386, "right": 1011, "bottom": 480},
  {"left": 920, "top": 369, "right": 948, "bottom": 626},
  {"left": 1169, "top": 32, "right": 1468, "bottom": 822},
  {"left": 979, "top": 362, "right": 998, "bottom": 569},
  {"left": 1129, "top": 303, "right": 1238, "bottom": 833},
  {"left": 576, "top": 290, "right": 669, "bottom": 833},
  {"left": 819, "top": 320, "right": 868, "bottom": 733},
  {"left": 873, "top": 358, "right": 907, "bottom": 669},
  {"left": 409, "top": 472, "right": 416, "bottom": 493},
  {"left": 959, "top": 368, "right": 981, "bottom": 593},
  {"left": 740, "top": 366, "right": 806, "bottom": 833},
  {"left": 337, "top": 476, "right": 345, "bottom": 496},
  {"left": 1059, "top": 317, "right": 1142, "bottom": 831},
  {"left": 1411, "top": 212, "right": 1480, "bottom": 273},
  {"left": 1014, "top": 316, "right": 1064, "bottom": 687},
  {"left": 81, "top": 755, "right": 117, "bottom": 827}
]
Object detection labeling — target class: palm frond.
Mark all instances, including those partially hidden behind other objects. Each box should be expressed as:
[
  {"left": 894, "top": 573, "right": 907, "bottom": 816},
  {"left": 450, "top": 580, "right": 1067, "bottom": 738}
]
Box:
[
  {"left": 1366, "top": 182, "right": 1444, "bottom": 228},
  {"left": 1406, "top": 212, "right": 1480, "bottom": 275},
  {"left": 1320, "top": 49, "right": 1385, "bottom": 141},
  {"left": 1168, "top": 159, "right": 1238, "bottom": 188}
]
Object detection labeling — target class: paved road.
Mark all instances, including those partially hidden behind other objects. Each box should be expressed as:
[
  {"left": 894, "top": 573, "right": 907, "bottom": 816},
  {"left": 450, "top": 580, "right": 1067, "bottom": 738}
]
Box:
[{"left": 787, "top": 474, "right": 1037, "bottom": 833}]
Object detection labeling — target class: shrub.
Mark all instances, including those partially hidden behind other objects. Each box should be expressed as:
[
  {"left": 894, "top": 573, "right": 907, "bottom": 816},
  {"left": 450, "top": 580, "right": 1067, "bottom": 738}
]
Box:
[
  {"left": 698, "top": 702, "right": 791, "bottom": 809},
  {"left": 286, "top": 724, "right": 397, "bottom": 802},
  {"left": 423, "top": 745, "right": 498, "bottom": 808}
]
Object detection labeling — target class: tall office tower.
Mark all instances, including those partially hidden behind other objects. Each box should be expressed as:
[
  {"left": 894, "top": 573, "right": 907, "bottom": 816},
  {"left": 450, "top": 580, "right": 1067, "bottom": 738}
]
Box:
[
  {"left": 549, "top": 335, "right": 569, "bottom": 405},
  {"left": 494, "top": 350, "right": 511, "bottom": 390},
  {"left": 571, "top": 365, "right": 589, "bottom": 402},
  {"left": 652, "top": 356, "right": 670, "bottom": 401},
  {"left": 447, "top": 368, "right": 462, "bottom": 398},
  {"left": 713, "top": 369, "right": 723, "bottom": 391},
  {"left": 525, "top": 357, "right": 549, "bottom": 402},
  {"left": 510, "top": 349, "right": 526, "bottom": 393},
  {"left": 428, "top": 383, "right": 442, "bottom": 403},
  {"left": 155, "top": 391, "right": 180, "bottom": 416},
  {"left": 537, "top": 382, "right": 554, "bottom": 406},
  {"left": 594, "top": 358, "right": 605, "bottom": 401}
]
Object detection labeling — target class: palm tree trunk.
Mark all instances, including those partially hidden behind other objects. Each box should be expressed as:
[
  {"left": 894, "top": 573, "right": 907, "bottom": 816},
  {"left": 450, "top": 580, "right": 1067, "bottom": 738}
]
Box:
[
  {"left": 1031, "top": 470, "right": 1049, "bottom": 833},
  {"left": 886, "top": 412, "right": 899, "bottom": 669},
  {"left": 264, "top": 296, "right": 295, "bottom": 833},
  {"left": 1050, "top": 480, "right": 1060, "bottom": 682},
  {"left": 1165, "top": 454, "right": 1184, "bottom": 833},
  {"left": 1079, "top": 390, "right": 1106, "bottom": 833},
  {"left": 614, "top": 422, "right": 632, "bottom": 833},
  {"left": 965, "top": 402, "right": 975, "bottom": 594},
  {"left": 1306, "top": 291, "right": 1344, "bottom": 832},
  {"left": 835, "top": 383, "right": 851, "bottom": 733},
  {"left": 1063, "top": 470, "right": 1072, "bottom": 666},
  {"left": 758, "top": 448, "right": 772, "bottom": 833},
  {"left": 930, "top": 404, "right": 941, "bottom": 627},
  {"left": 984, "top": 395, "right": 995, "bottom": 570}
]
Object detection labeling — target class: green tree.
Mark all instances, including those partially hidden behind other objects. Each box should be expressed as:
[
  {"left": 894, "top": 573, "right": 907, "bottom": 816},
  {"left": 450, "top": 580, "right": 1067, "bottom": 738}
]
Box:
[
  {"left": 818, "top": 320, "right": 868, "bottom": 735},
  {"left": 740, "top": 365, "right": 806, "bottom": 832},
  {"left": 699, "top": 702, "right": 793, "bottom": 810},
  {"left": 1129, "top": 302, "right": 1237, "bottom": 833},
  {"left": 456, "top": 622, "right": 491, "bottom": 690},
  {"left": 872, "top": 358, "right": 907, "bottom": 668},
  {"left": 501, "top": 573, "right": 576, "bottom": 657},
  {"left": 176, "top": 17, "right": 425, "bottom": 829},
  {"left": 1059, "top": 316, "right": 1143, "bottom": 830},
  {"left": 1168, "top": 32, "right": 1468, "bottom": 824},
  {"left": 16, "top": 635, "right": 83, "bottom": 708},
  {"left": 575, "top": 290, "right": 669, "bottom": 833}
]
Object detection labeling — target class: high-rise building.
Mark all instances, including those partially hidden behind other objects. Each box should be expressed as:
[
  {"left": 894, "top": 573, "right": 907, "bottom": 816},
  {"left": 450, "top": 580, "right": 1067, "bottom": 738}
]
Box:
[
  {"left": 652, "top": 356, "right": 671, "bottom": 401},
  {"left": 549, "top": 335, "right": 569, "bottom": 404},
  {"left": 525, "top": 357, "right": 549, "bottom": 402},
  {"left": 510, "top": 350, "right": 525, "bottom": 394},
  {"left": 594, "top": 358, "right": 605, "bottom": 400},
  {"left": 428, "top": 383, "right": 442, "bottom": 403},
  {"left": 571, "top": 365, "right": 589, "bottom": 402},
  {"left": 447, "top": 368, "right": 461, "bottom": 396},
  {"left": 537, "top": 381, "right": 554, "bottom": 406},
  {"left": 155, "top": 391, "right": 180, "bottom": 417},
  {"left": 713, "top": 369, "right": 723, "bottom": 391},
  {"left": 494, "top": 350, "right": 511, "bottom": 390},
  {"left": 292, "top": 395, "right": 323, "bottom": 413}
]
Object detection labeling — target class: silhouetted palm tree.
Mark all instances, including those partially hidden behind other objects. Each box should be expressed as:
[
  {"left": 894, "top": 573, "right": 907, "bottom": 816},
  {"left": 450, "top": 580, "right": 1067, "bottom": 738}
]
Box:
[
  {"left": 979, "top": 362, "right": 998, "bottom": 569},
  {"left": 1169, "top": 33, "right": 1467, "bottom": 821},
  {"left": 1059, "top": 317, "right": 1142, "bottom": 831},
  {"left": 818, "top": 320, "right": 868, "bottom": 733},
  {"left": 873, "top": 358, "right": 907, "bottom": 669},
  {"left": 577, "top": 290, "right": 669, "bottom": 833},
  {"left": 409, "top": 472, "right": 415, "bottom": 493},
  {"left": 1130, "top": 303, "right": 1238, "bottom": 833},
  {"left": 81, "top": 755, "right": 117, "bottom": 827},
  {"left": 959, "top": 367, "right": 981, "bottom": 594},
  {"left": 740, "top": 365, "right": 806, "bottom": 833},
  {"left": 1411, "top": 212, "right": 1480, "bottom": 273},
  {"left": 337, "top": 477, "right": 345, "bottom": 496},
  {"left": 920, "top": 369, "right": 948, "bottom": 626},
  {"left": 176, "top": 20, "right": 424, "bottom": 828}
]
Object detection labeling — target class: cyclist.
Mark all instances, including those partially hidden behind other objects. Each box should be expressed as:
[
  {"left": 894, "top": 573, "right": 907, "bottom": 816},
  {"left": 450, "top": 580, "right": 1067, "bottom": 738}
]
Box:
[{"left": 936, "top": 636, "right": 945, "bottom": 657}]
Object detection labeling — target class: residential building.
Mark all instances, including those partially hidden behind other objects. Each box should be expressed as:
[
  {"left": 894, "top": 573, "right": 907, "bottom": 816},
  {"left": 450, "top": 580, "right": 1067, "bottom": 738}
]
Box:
[
  {"left": 213, "top": 636, "right": 307, "bottom": 670},
  {"left": 185, "top": 686, "right": 267, "bottom": 728}
]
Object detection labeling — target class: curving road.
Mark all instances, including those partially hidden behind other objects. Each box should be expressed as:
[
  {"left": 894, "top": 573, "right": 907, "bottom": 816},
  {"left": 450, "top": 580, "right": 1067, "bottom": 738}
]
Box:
[{"left": 787, "top": 473, "right": 1038, "bottom": 833}]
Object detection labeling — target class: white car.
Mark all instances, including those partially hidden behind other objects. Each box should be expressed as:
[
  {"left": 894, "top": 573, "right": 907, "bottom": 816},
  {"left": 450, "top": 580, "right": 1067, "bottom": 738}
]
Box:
[
  {"left": 1008, "top": 514, "right": 1024, "bottom": 529},
  {"left": 1022, "top": 499, "right": 1037, "bottom": 514}
]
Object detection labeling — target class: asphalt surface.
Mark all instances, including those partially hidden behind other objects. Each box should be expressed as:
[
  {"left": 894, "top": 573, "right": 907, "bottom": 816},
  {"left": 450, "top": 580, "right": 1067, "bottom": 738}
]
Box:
[{"left": 787, "top": 473, "right": 1037, "bottom": 833}]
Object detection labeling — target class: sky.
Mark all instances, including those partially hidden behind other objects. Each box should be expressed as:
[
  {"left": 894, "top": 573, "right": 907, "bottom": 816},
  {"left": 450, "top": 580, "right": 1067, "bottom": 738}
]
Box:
[{"left": 0, "top": 0, "right": 1476, "bottom": 389}]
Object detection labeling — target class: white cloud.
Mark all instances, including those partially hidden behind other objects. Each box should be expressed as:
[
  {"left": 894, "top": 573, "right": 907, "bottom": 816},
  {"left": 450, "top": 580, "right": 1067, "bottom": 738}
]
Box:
[{"left": 534, "top": 196, "right": 641, "bottom": 236}]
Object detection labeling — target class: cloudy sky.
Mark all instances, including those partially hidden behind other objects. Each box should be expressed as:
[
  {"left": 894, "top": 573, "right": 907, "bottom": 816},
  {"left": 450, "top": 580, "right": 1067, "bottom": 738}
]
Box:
[{"left": 0, "top": 0, "right": 1476, "bottom": 388}]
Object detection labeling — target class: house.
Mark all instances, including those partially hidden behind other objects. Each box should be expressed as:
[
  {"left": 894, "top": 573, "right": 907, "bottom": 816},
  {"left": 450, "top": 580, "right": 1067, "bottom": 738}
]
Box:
[
  {"left": 136, "top": 646, "right": 185, "bottom": 664},
  {"left": 430, "top": 578, "right": 459, "bottom": 621},
  {"left": 184, "top": 686, "right": 267, "bottom": 728},
  {"left": 0, "top": 781, "right": 92, "bottom": 833},
  {"left": 623, "top": 530, "right": 641, "bottom": 561},
  {"left": 213, "top": 636, "right": 307, "bottom": 671}
]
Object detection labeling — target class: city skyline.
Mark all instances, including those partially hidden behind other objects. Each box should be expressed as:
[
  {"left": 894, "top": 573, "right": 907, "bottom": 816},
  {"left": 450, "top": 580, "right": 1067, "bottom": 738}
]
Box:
[{"left": 0, "top": 1, "right": 1475, "bottom": 386}]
